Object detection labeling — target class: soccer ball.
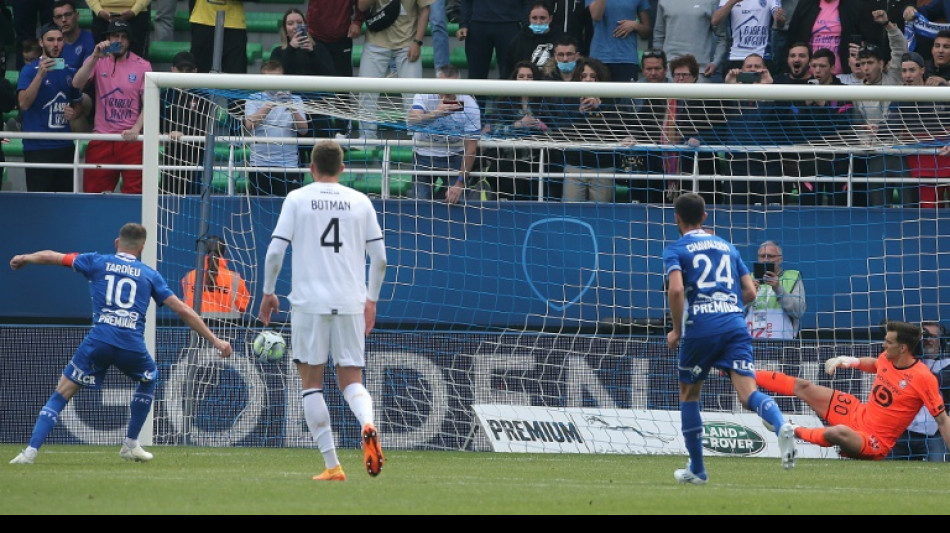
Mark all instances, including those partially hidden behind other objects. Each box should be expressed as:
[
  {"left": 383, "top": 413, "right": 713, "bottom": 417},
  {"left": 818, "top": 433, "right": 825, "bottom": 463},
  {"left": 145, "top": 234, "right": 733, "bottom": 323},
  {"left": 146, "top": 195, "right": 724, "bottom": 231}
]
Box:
[{"left": 252, "top": 330, "right": 286, "bottom": 363}]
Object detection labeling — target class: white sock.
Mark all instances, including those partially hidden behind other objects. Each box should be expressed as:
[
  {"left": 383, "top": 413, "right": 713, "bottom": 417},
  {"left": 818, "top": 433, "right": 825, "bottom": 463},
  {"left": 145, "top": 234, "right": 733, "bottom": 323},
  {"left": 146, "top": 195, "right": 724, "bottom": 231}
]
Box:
[
  {"left": 23, "top": 447, "right": 37, "bottom": 458},
  {"left": 342, "top": 383, "right": 374, "bottom": 427},
  {"left": 302, "top": 389, "right": 339, "bottom": 469},
  {"left": 124, "top": 438, "right": 138, "bottom": 448}
]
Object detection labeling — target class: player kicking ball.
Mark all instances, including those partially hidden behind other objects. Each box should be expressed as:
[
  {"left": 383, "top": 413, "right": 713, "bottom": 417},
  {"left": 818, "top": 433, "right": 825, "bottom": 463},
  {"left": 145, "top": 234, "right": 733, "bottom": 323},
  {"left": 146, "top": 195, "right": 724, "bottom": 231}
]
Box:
[
  {"left": 664, "top": 193, "right": 796, "bottom": 484},
  {"left": 9, "top": 223, "right": 233, "bottom": 465},
  {"left": 757, "top": 321, "right": 950, "bottom": 460},
  {"left": 259, "top": 140, "right": 388, "bottom": 481}
]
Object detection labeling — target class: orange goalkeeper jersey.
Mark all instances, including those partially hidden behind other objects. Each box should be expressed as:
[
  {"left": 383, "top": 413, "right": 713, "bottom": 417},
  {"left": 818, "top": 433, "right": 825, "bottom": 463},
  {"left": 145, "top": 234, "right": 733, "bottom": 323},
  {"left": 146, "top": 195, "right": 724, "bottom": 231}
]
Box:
[{"left": 859, "top": 352, "right": 946, "bottom": 451}]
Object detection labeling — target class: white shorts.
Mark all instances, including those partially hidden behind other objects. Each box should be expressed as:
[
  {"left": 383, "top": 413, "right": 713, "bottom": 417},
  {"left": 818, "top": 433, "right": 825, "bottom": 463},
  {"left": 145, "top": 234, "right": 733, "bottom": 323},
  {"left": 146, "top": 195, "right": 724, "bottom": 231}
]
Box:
[{"left": 290, "top": 311, "right": 365, "bottom": 368}]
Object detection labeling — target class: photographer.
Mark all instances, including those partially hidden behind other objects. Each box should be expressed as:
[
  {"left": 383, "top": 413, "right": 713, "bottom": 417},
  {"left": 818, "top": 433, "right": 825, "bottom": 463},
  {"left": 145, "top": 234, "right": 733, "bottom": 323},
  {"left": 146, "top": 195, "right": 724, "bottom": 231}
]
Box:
[
  {"left": 745, "top": 240, "right": 806, "bottom": 339},
  {"left": 17, "top": 23, "right": 87, "bottom": 192},
  {"left": 406, "top": 65, "right": 481, "bottom": 205},
  {"left": 243, "top": 60, "right": 310, "bottom": 197}
]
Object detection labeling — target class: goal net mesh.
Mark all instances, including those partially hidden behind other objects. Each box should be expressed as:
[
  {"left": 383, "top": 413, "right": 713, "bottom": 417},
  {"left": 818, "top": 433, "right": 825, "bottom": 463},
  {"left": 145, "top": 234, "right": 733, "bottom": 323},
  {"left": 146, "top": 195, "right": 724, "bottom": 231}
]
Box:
[{"left": 146, "top": 75, "right": 950, "bottom": 459}]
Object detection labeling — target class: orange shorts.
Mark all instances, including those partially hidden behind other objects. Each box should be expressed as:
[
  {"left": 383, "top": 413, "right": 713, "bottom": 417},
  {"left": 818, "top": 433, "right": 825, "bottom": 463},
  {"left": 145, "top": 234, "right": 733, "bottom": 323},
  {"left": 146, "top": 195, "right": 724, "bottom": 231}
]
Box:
[{"left": 824, "top": 391, "right": 889, "bottom": 461}]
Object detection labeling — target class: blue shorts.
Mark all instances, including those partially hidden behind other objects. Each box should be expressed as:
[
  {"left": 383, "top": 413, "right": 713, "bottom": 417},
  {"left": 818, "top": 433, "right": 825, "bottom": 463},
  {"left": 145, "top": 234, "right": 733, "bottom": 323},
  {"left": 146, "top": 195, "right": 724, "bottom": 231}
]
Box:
[
  {"left": 63, "top": 337, "right": 158, "bottom": 390},
  {"left": 678, "top": 328, "right": 755, "bottom": 384}
]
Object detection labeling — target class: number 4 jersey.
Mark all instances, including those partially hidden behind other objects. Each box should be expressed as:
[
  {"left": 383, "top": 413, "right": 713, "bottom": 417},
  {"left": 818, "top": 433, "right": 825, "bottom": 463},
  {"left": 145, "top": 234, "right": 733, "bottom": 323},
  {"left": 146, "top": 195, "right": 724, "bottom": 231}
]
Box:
[
  {"left": 271, "top": 181, "right": 384, "bottom": 315},
  {"left": 65, "top": 251, "right": 174, "bottom": 352},
  {"left": 663, "top": 229, "right": 750, "bottom": 339}
]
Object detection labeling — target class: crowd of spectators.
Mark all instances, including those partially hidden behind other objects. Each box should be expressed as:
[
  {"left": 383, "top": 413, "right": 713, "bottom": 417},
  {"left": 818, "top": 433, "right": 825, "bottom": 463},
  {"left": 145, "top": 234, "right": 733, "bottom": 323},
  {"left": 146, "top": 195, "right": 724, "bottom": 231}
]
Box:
[{"left": 2, "top": 0, "right": 950, "bottom": 206}]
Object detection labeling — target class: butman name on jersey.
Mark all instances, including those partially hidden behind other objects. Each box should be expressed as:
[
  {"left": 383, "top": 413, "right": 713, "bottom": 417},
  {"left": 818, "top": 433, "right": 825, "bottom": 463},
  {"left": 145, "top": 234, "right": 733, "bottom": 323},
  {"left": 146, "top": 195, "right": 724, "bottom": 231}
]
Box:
[
  {"left": 105, "top": 262, "right": 142, "bottom": 277},
  {"left": 312, "top": 200, "right": 352, "bottom": 211},
  {"left": 685, "top": 240, "right": 731, "bottom": 254}
]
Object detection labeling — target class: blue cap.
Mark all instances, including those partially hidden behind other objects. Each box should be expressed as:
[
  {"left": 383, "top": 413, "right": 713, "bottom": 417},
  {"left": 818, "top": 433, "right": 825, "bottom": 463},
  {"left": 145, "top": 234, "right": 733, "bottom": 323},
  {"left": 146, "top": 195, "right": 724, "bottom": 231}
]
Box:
[{"left": 38, "top": 22, "right": 62, "bottom": 39}]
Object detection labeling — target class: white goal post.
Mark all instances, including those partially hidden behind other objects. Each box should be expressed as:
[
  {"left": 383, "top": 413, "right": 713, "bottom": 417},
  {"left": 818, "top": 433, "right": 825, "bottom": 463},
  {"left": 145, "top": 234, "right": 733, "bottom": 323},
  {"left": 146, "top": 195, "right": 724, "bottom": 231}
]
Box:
[{"left": 140, "top": 72, "right": 950, "bottom": 458}]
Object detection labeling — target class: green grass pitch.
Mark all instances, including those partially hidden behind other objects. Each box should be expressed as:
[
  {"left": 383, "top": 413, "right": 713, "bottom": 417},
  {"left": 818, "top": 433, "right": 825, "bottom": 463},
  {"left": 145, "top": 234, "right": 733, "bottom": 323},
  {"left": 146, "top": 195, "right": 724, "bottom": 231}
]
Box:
[{"left": 1, "top": 445, "right": 948, "bottom": 514}]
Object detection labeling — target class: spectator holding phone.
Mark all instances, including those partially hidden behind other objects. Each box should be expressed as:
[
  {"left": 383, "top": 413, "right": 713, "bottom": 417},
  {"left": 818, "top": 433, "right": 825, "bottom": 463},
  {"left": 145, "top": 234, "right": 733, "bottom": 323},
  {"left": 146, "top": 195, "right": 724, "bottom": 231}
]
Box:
[
  {"left": 745, "top": 240, "right": 805, "bottom": 339},
  {"left": 86, "top": 0, "right": 151, "bottom": 58},
  {"left": 406, "top": 65, "right": 481, "bottom": 204},
  {"left": 72, "top": 19, "right": 152, "bottom": 194},
  {"left": 17, "top": 23, "right": 87, "bottom": 192},
  {"left": 269, "top": 8, "right": 334, "bottom": 77},
  {"left": 243, "top": 60, "right": 310, "bottom": 197}
]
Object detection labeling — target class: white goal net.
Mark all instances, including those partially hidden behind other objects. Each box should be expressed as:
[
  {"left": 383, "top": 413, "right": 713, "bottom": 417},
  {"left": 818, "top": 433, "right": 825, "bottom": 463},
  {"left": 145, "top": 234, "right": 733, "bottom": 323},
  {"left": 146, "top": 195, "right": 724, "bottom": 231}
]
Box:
[{"left": 141, "top": 74, "right": 950, "bottom": 459}]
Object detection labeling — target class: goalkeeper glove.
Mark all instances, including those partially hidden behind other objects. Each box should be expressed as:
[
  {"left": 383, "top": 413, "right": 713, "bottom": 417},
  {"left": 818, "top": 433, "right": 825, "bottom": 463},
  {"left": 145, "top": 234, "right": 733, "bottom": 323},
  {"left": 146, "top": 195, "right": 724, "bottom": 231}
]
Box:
[{"left": 825, "top": 356, "right": 860, "bottom": 375}]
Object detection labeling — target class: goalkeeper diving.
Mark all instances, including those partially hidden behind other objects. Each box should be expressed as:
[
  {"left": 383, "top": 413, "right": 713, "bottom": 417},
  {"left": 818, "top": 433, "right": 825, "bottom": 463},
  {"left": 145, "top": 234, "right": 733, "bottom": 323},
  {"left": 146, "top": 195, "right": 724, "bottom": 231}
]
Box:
[{"left": 756, "top": 321, "right": 950, "bottom": 460}]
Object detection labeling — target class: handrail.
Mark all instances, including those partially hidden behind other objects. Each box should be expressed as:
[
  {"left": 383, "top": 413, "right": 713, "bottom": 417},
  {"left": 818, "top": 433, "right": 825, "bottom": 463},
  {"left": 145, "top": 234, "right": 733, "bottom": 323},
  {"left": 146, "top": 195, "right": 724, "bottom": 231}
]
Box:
[{"left": 2, "top": 131, "right": 948, "bottom": 203}]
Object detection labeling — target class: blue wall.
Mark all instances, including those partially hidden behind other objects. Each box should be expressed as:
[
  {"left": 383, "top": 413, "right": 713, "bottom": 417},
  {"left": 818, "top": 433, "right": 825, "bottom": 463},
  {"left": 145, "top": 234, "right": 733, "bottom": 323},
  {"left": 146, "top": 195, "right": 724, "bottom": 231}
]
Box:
[{"left": 1, "top": 194, "right": 947, "bottom": 331}]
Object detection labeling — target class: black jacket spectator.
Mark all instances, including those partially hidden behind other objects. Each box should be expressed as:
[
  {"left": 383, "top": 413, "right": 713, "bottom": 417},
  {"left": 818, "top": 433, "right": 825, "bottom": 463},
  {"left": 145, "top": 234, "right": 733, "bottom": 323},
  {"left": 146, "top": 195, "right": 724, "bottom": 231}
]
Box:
[
  {"left": 506, "top": 27, "right": 565, "bottom": 72},
  {"left": 269, "top": 45, "right": 335, "bottom": 76},
  {"left": 0, "top": 76, "right": 14, "bottom": 166},
  {"left": 550, "top": 0, "right": 593, "bottom": 55}
]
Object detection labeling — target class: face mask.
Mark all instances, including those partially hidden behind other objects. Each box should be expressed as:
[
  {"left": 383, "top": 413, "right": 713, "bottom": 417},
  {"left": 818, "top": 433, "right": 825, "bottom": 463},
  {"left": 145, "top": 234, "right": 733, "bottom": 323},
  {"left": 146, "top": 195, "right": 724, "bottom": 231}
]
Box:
[
  {"left": 529, "top": 24, "right": 549, "bottom": 34},
  {"left": 557, "top": 60, "right": 576, "bottom": 73}
]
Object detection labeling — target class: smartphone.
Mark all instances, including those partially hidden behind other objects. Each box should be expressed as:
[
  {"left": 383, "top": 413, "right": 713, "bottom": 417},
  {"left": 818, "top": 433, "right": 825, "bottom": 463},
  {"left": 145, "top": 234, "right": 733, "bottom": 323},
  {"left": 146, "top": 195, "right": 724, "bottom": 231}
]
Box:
[
  {"left": 753, "top": 262, "right": 776, "bottom": 281},
  {"left": 443, "top": 97, "right": 464, "bottom": 110},
  {"left": 104, "top": 42, "right": 123, "bottom": 54},
  {"left": 296, "top": 25, "right": 307, "bottom": 38},
  {"left": 48, "top": 57, "right": 65, "bottom": 70},
  {"left": 737, "top": 71, "right": 761, "bottom": 84},
  {"left": 851, "top": 34, "right": 864, "bottom": 45}
]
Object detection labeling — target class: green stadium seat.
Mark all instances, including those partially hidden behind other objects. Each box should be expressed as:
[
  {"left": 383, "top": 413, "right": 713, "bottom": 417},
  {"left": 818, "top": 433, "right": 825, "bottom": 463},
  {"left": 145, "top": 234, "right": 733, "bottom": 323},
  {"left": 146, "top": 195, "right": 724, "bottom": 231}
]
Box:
[
  {"left": 339, "top": 172, "right": 411, "bottom": 197},
  {"left": 211, "top": 171, "right": 248, "bottom": 193},
  {"left": 148, "top": 41, "right": 261, "bottom": 64},
  {"left": 389, "top": 147, "right": 414, "bottom": 164},
  {"left": 174, "top": 10, "right": 191, "bottom": 31},
  {"left": 247, "top": 42, "right": 263, "bottom": 62},
  {"left": 4, "top": 138, "right": 23, "bottom": 158},
  {"left": 213, "top": 144, "right": 249, "bottom": 162},
  {"left": 245, "top": 12, "right": 283, "bottom": 33},
  {"left": 78, "top": 8, "right": 93, "bottom": 29},
  {"left": 345, "top": 148, "right": 383, "bottom": 163}
]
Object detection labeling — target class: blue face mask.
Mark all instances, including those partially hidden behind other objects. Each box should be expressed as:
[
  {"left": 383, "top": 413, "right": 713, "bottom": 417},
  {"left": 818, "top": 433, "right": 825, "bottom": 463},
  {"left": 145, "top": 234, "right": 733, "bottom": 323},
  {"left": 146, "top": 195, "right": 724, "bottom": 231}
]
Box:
[
  {"left": 529, "top": 23, "right": 549, "bottom": 34},
  {"left": 557, "top": 60, "right": 576, "bottom": 73}
]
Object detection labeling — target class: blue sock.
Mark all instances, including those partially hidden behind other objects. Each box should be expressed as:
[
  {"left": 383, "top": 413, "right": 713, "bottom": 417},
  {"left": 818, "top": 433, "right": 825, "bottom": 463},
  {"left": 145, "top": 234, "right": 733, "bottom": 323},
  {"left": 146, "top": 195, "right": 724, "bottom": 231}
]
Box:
[
  {"left": 748, "top": 390, "right": 786, "bottom": 435},
  {"left": 680, "top": 401, "right": 706, "bottom": 476},
  {"left": 126, "top": 382, "right": 155, "bottom": 440},
  {"left": 29, "top": 391, "right": 69, "bottom": 450}
]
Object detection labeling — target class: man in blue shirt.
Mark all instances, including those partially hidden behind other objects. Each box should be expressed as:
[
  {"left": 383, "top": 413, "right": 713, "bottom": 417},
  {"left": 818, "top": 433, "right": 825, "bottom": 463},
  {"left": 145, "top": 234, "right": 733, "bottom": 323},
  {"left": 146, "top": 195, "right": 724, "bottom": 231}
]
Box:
[
  {"left": 53, "top": 0, "right": 94, "bottom": 69},
  {"left": 8, "top": 223, "right": 233, "bottom": 465},
  {"left": 663, "top": 193, "right": 796, "bottom": 484},
  {"left": 16, "top": 22, "right": 86, "bottom": 192}
]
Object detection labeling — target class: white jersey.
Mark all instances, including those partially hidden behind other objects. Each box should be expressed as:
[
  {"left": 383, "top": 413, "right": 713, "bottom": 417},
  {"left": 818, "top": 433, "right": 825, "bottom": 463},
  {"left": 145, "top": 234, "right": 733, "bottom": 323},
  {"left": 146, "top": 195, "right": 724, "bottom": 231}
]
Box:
[
  {"left": 720, "top": 0, "right": 781, "bottom": 61},
  {"left": 271, "top": 182, "right": 384, "bottom": 314}
]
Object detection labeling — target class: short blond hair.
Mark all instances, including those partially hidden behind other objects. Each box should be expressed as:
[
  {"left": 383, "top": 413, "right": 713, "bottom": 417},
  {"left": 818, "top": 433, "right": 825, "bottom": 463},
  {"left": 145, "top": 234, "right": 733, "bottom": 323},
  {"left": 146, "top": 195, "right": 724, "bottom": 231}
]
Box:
[
  {"left": 311, "top": 141, "right": 343, "bottom": 177},
  {"left": 118, "top": 222, "right": 147, "bottom": 248}
]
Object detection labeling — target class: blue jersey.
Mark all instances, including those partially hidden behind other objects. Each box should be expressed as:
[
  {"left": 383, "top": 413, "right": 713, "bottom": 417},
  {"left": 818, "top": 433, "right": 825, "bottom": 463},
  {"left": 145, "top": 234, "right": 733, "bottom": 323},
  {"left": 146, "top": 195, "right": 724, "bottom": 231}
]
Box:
[
  {"left": 62, "top": 30, "right": 96, "bottom": 70},
  {"left": 70, "top": 251, "right": 175, "bottom": 352},
  {"left": 663, "top": 229, "right": 750, "bottom": 339},
  {"left": 17, "top": 61, "right": 84, "bottom": 151}
]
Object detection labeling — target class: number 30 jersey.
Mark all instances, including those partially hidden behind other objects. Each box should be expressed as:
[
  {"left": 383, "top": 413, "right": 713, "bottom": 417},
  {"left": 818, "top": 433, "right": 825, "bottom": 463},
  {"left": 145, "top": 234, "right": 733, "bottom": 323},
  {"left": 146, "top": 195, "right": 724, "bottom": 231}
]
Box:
[
  {"left": 67, "top": 251, "right": 174, "bottom": 352},
  {"left": 271, "top": 182, "right": 384, "bottom": 314},
  {"left": 663, "top": 229, "right": 750, "bottom": 339}
]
